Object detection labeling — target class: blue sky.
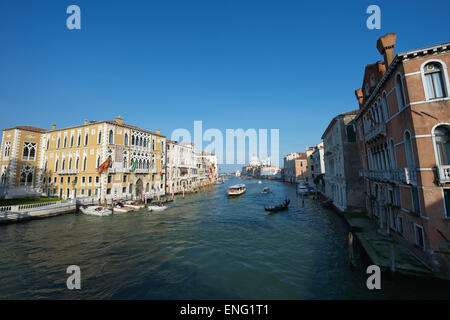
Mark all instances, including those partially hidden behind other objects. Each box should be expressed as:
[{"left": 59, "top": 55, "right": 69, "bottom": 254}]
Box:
[{"left": 1, "top": 0, "right": 449, "bottom": 171}]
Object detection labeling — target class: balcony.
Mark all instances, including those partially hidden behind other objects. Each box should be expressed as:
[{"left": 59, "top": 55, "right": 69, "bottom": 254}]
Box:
[
  {"left": 364, "top": 122, "right": 386, "bottom": 143},
  {"left": 135, "top": 169, "right": 150, "bottom": 174},
  {"left": 437, "top": 165, "right": 450, "bottom": 184},
  {"left": 360, "top": 168, "right": 417, "bottom": 185},
  {"left": 57, "top": 169, "right": 78, "bottom": 175}
]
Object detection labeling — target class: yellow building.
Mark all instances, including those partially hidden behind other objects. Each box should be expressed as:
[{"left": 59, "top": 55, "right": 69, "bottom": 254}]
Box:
[{"left": 0, "top": 117, "right": 166, "bottom": 201}]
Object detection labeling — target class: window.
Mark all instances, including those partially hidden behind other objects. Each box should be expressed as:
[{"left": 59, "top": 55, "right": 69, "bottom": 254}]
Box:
[
  {"left": 88, "top": 176, "right": 92, "bottom": 183},
  {"left": 123, "top": 175, "right": 127, "bottom": 182},
  {"left": 108, "top": 175, "right": 112, "bottom": 183},
  {"left": 70, "top": 135, "right": 74, "bottom": 147},
  {"left": 62, "top": 159, "right": 66, "bottom": 170},
  {"left": 434, "top": 126, "right": 450, "bottom": 165},
  {"left": 63, "top": 136, "right": 67, "bottom": 148},
  {"left": 396, "top": 74, "right": 407, "bottom": 109},
  {"left": 390, "top": 139, "right": 397, "bottom": 169},
  {"left": 107, "top": 188, "right": 111, "bottom": 195},
  {"left": 57, "top": 137, "right": 61, "bottom": 149},
  {"left": 85, "top": 133, "right": 89, "bottom": 146},
  {"left": 414, "top": 224, "right": 425, "bottom": 249},
  {"left": 444, "top": 189, "right": 450, "bottom": 218},
  {"left": 95, "top": 176, "right": 99, "bottom": 183},
  {"left": 124, "top": 133, "right": 128, "bottom": 146},
  {"left": 411, "top": 187, "right": 421, "bottom": 215},
  {"left": 3, "top": 141, "right": 11, "bottom": 158},
  {"left": 75, "top": 157, "right": 79, "bottom": 169},
  {"left": 22, "top": 142, "right": 37, "bottom": 161},
  {"left": 132, "top": 136, "right": 135, "bottom": 146},
  {"left": 97, "top": 155, "right": 101, "bottom": 168},
  {"left": 55, "top": 159, "right": 59, "bottom": 172},
  {"left": 77, "top": 134, "right": 81, "bottom": 146},
  {"left": 68, "top": 158, "right": 72, "bottom": 170},
  {"left": 81, "top": 176, "right": 86, "bottom": 183},
  {"left": 19, "top": 166, "right": 34, "bottom": 186},
  {"left": 46, "top": 138, "right": 49, "bottom": 150},
  {"left": 109, "top": 130, "right": 114, "bottom": 144},
  {"left": 83, "top": 156, "right": 87, "bottom": 171},
  {"left": 424, "top": 62, "right": 447, "bottom": 99},
  {"left": 404, "top": 131, "right": 415, "bottom": 169},
  {"left": 382, "top": 92, "right": 389, "bottom": 120},
  {"left": 98, "top": 130, "right": 102, "bottom": 144},
  {"left": 397, "top": 216, "right": 404, "bottom": 234}
]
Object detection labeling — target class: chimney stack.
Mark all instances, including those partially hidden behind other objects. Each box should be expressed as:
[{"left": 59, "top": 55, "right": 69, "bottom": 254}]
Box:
[
  {"left": 84, "top": 119, "right": 88, "bottom": 125},
  {"left": 377, "top": 33, "right": 397, "bottom": 68},
  {"left": 52, "top": 124, "right": 56, "bottom": 130},
  {"left": 156, "top": 129, "right": 160, "bottom": 135},
  {"left": 115, "top": 116, "right": 124, "bottom": 124},
  {"left": 355, "top": 88, "right": 364, "bottom": 108}
]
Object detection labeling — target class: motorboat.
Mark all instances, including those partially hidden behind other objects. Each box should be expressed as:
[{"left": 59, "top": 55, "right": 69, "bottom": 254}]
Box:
[
  {"left": 264, "top": 198, "right": 290, "bottom": 213},
  {"left": 80, "top": 205, "right": 112, "bottom": 216},
  {"left": 261, "top": 187, "right": 270, "bottom": 194},
  {"left": 124, "top": 201, "right": 145, "bottom": 210},
  {"left": 297, "top": 185, "right": 309, "bottom": 195},
  {"left": 113, "top": 202, "right": 135, "bottom": 213},
  {"left": 148, "top": 204, "right": 168, "bottom": 212},
  {"left": 227, "top": 184, "right": 246, "bottom": 196}
]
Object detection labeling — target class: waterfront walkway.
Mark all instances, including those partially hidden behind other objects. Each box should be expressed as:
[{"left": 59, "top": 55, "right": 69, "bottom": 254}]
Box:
[
  {"left": 344, "top": 213, "right": 431, "bottom": 276},
  {"left": 0, "top": 200, "right": 76, "bottom": 225}
]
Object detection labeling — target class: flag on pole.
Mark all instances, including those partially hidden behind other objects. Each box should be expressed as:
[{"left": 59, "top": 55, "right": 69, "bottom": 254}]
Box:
[
  {"left": 130, "top": 160, "right": 136, "bottom": 172},
  {"left": 97, "top": 157, "right": 111, "bottom": 174}
]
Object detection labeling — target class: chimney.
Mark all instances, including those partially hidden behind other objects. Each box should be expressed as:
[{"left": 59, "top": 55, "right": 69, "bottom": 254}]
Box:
[
  {"left": 84, "top": 119, "right": 88, "bottom": 125},
  {"left": 115, "top": 116, "right": 124, "bottom": 124},
  {"left": 355, "top": 88, "right": 364, "bottom": 108},
  {"left": 156, "top": 129, "right": 160, "bottom": 135},
  {"left": 377, "top": 33, "right": 397, "bottom": 68},
  {"left": 52, "top": 124, "right": 56, "bottom": 130}
]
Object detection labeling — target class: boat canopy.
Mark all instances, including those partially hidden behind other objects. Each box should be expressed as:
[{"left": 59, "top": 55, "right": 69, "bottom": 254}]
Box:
[{"left": 229, "top": 184, "right": 245, "bottom": 189}]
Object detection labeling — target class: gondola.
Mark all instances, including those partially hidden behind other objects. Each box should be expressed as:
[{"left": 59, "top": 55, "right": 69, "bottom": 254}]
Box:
[{"left": 264, "top": 198, "right": 290, "bottom": 213}]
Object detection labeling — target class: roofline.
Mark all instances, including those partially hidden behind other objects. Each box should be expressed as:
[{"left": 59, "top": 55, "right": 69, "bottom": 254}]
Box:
[
  {"left": 321, "top": 110, "right": 358, "bottom": 139},
  {"left": 356, "top": 41, "right": 450, "bottom": 121},
  {"left": 2, "top": 126, "right": 48, "bottom": 133}
]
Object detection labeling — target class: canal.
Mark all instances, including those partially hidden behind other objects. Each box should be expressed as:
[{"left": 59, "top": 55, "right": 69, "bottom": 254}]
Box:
[{"left": 0, "top": 178, "right": 448, "bottom": 299}]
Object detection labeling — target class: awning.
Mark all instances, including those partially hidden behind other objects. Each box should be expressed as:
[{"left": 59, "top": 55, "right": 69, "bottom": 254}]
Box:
[{"left": 180, "top": 168, "right": 188, "bottom": 174}]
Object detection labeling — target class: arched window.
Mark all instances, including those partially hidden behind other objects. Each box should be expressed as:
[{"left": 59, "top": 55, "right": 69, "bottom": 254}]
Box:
[
  {"left": 62, "top": 159, "right": 66, "bottom": 170},
  {"left": 55, "top": 159, "right": 59, "bottom": 172},
  {"left": 57, "top": 137, "right": 61, "bottom": 149},
  {"left": 424, "top": 62, "right": 447, "bottom": 99},
  {"left": 98, "top": 130, "right": 102, "bottom": 144},
  {"left": 69, "top": 158, "right": 72, "bottom": 170},
  {"left": 83, "top": 156, "right": 87, "bottom": 171},
  {"left": 382, "top": 92, "right": 389, "bottom": 120},
  {"left": 77, "top": 134, "right": 81, "bottom": 146},
  {"left": 132, "top": 136, "right": 135, "bottom": 146},
  {"left": 70, "top": 135, "right": 74, "bottom": 147},
  {"left": 390, "top": 139, "right": 397, "bottom": 169},
  {"left": 404, "top": 131, "right": 415, "bottom": 169},
  {"left": 85, "top": 133, "right": 89, "bottom": 146},
  {"left": 75, "top": 157, "right": 79, "bottom": 169},
  {"left": 434, "top": 126, "right": 450, "bottom": 165},
  {"left": 396, "top": 74, "right": 407, "bottom": 109},
  {"left": 124, "top": 133, "right": 128, "bottom": 146},
  {"left": 109, "top": 130, "right": 114, "bottom": 144},
  {"left": 63, "top": 136, "right": 67, "bottom": 148},
  {"left": 97, "top": 155, "right": 101, "bottom": 168}
]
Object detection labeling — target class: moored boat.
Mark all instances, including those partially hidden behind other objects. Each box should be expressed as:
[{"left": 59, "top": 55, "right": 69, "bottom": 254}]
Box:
[
  {"left": 227, "top": 184, "right": 246, "bottom": 196},
  {"left": 113, "top": 202, "right": 135, "bottom": 213},
  {"left": 124, "top": 201, "right": 145, "bottom": 210},
  {"left": 148, "top": 204, "right": 168, "bottom": 212},
  {"left": 80, "top": 205, "right": 112, "bottom": 216},
  {"left": 261, "top": 187, "right": 270, "bottom": 194}
]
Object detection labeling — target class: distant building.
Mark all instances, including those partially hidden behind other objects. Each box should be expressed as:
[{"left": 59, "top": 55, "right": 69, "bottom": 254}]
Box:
[
  {"left": 283, "top": 152, "right": 307, "bottom": 183},
  {"left": 235, "top": 169, "right": 241, "bottom": 177},
  {"left": 322, "top": 110, "right": 365, "bottom": 212},
  {"left": 311, "top": 142, "right": 325, "bottom": 192},
  {"left": 305, "top": 146, "right": 317, "bottom": 185}
]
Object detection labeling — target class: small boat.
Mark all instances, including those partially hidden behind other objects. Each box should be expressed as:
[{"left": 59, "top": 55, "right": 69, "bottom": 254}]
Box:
[
  {"left": 227, "top": 184, "right": 246, "bottom": 196},
  {"left": 264, "top": 198, "right": 290, "bottom": 213},
  {"left": 113, "top": 202, "right": 135, "bottom": 213},
  {"left": 261, "top": 187, "right": 270, "bottom": 194},
  {"left": 148, "top": 204, "right": 168, "bottom": 212},
  {"left": 124, "top": 201, "right": 145, "bottom": 210},
  {"left": 80, "top": 205, "right": 112, "bottom": 216},
  {"left": 297, "top": 185, "right": 309, "bottom": 195}
]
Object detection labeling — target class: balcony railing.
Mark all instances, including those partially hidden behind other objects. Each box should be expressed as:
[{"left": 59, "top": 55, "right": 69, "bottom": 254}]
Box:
[
  {"left": 57, "top": 169, "right": 78, "bottom": 175},
  {"left": 135, "top": 169, "right": 150, "bottom": 174},
  {"left": 360, "top": 168, "right": 417, "bottom": 185},
  {"left": 437, "top": 165, "right": 450, "bottom": 184},
  {"left": 364, "top": 122, "right": 386, "bottom": 143}
]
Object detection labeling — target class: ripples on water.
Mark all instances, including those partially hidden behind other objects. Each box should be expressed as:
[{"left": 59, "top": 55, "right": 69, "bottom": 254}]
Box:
[{"left": 0, "top": 179, "right": 448, "bottom": 299}]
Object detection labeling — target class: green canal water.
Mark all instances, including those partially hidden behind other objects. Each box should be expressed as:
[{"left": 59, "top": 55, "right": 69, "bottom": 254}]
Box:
[{"left": 0, "top": 178, "right": 448, "bottom": 299}]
